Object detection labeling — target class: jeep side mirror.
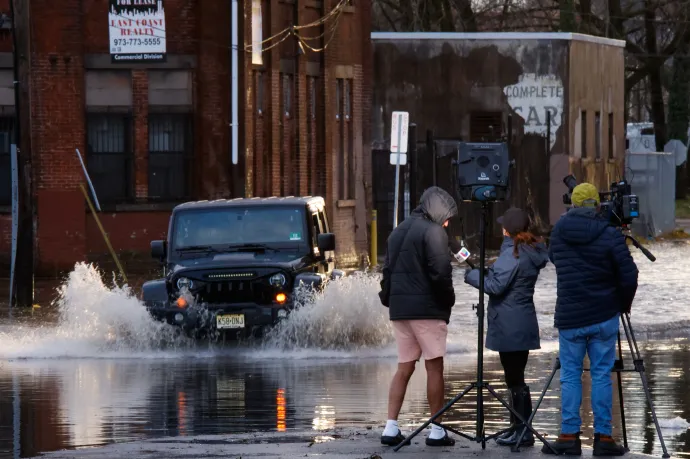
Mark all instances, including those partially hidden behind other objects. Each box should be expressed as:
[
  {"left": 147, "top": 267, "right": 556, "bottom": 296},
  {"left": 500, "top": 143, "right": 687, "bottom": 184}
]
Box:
[
  {"left": 317, "top": 233, "right": 335, "bottom": 253},
  {"left": 151, "top": 240, "right": 167, "bottom": 261}
]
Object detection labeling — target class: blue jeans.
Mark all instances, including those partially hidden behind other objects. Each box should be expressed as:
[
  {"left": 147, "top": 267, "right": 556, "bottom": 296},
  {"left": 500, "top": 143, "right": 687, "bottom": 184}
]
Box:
[{"left": 558, "top": 314, "right": 620, "bottom": 436}]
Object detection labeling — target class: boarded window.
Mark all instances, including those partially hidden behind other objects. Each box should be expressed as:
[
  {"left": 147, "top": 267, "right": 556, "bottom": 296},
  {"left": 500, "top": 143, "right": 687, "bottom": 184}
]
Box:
[
  {"left": 0, "top": 115, "right": 16, "bottom": 206},
  {"left": 148, "top": 113, "right": 193, "bottom": 201},
  {"left": 581, "top": 111, "right": 588, "bottom": 158},
  {"left": 336, "top": 77, "right": 354, "bottom": 200},
  {"left": 86, "top": 113, "right": 133, "bottom": 203},
  {"left": 0, "top": 70, "right": 14, "bottom": 106},
  {"left": 280, "top": 73, "right": 296, "bottom": 195},
  {"left": 335, "top": 79, "right": 342, "bottom": 121},
  {"left": 470, "top": 112, "right": 502, "bottom": 142},
  {"left": 85, "top": 71, "right": 132, "bottom": 107},
  {"left": 148, "top": 70, "right": 192, "bottom": 106},
  {"left": 251, "top": 0, "right": 263, "bottom": 65},
  {"left": 307, "top": 76, "right": 318, "bottom": 196},
  {"left": 595, "top": 111, "right": 601, "bottom": 159},
  {"left": 256, "top": 71, "right": 265, "bottom": 115},
  {"left": 282, "top": 74, "right": 292, "bottom": 117},
  {"left": 608, "top": 113, "right": 614, "bottom": 159}
]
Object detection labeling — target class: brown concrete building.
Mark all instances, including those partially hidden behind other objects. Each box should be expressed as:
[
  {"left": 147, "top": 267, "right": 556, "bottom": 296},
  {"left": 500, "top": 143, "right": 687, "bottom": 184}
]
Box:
[
  {"left": 0, "top": 0, "right": 372, "bottom": 276},
  {"left": 371, "top": 32, "right": 626, "bottom": 243}
]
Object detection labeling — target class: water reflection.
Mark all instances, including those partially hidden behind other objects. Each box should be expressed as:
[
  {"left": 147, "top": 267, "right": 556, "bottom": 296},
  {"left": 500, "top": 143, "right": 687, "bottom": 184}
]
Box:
[{"left": 0, "top": 341, "right": 688, "bottom": 457}]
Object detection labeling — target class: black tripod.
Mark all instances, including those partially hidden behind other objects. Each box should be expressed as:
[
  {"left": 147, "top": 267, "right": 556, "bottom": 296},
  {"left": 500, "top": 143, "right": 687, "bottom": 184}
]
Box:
[
  {"left": 512, "top": 313, "right": 670, "bottom": 458},
  {"left": 394, "top": 202, "right": 558, "bottom": 453}
]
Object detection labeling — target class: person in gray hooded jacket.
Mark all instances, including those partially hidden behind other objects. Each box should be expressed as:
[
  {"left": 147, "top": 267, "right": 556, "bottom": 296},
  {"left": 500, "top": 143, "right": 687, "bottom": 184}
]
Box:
[
  {"left": 379, "top": 186, "right": 458, "bottom": 448},
  {"left": 464, "top": 207, "right": 549, "bottom": 448}
]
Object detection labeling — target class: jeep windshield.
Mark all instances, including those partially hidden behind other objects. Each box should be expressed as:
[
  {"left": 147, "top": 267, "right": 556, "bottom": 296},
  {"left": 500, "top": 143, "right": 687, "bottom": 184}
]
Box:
[{"left": 171, "top": 206, "right": 308, "bottom": 255}]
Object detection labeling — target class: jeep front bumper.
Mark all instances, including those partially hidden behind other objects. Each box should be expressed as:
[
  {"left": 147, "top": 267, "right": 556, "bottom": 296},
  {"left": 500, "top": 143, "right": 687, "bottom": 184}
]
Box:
[{"left": 146, "top": 301, "right": 292, "bottom": 332}]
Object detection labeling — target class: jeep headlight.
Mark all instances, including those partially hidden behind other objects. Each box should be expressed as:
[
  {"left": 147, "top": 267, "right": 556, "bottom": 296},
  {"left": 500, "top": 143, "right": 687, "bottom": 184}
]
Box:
[
  {"left": 176, "top": 277, "right": 194, "bottom": 290},
  {"left": 270, "top": 273, "right": 287, "bottom": 287}
]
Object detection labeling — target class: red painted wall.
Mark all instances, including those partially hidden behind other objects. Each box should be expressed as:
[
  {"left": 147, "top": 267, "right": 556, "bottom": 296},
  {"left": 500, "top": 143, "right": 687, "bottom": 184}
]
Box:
[{"left": 85, "top": 212, "right": 170, "bottom": 254}]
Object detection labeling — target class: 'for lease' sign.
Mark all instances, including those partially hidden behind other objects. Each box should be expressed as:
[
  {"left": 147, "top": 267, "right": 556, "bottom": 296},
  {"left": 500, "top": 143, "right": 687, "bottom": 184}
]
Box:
[{"left": 109, "top": 0, "right": 167, "bottom": 63}]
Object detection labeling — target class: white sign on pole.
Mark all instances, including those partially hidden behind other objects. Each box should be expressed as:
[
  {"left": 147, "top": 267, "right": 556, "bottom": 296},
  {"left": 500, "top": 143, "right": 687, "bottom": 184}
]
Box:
[
  {"left": 390, "top": 111, "right": 409, "bottom": 228},
  {"left": 9, "top": 144, "right": 17, "bottom": 320},
  {"left": 390, "top": 111, "right": 409, "bottom": 153},
  {"left": 389, "top": 153, "right": 407, "bottom": 166}
]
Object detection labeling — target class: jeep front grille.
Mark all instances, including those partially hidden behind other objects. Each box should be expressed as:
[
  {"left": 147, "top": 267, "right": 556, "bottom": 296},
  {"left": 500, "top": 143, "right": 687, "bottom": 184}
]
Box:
[{"left": 197, "top": 280, "right": 271, "bottom": 304}]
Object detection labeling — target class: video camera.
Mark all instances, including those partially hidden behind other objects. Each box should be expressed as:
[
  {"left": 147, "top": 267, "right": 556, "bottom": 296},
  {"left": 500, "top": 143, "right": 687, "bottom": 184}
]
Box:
[{"left": 562, "top": 174, "right": 639, "bottom": 227}]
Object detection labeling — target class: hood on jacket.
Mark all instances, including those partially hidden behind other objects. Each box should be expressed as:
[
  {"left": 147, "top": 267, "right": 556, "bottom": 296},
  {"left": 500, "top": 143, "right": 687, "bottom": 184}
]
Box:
[
  {"left": 555, "top": 207, "right": 609, "bottom": 245},
  {"left": 501, "top": 236, "right": 549, "bottom": 269},
  {"left": 416, "top": 186, "right": 458, "bottom": 225}
]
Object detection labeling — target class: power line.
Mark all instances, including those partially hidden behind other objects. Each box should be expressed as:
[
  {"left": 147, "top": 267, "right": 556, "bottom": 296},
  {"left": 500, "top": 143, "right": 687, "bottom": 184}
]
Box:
[{"left": 244, "top": 0, "right": 350, "bottom": 53}]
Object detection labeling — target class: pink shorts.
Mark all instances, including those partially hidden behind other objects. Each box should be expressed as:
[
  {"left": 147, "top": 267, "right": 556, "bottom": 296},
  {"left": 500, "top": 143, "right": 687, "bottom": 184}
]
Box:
[{"left": 391, "top": 319, "right": 448, "bottom": 363}]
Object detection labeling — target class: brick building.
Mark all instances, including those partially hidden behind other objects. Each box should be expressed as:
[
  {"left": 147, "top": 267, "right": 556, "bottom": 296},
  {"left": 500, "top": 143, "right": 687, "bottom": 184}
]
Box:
[{"left": 0, "top": 0, "right": 373, "bottom": 276}]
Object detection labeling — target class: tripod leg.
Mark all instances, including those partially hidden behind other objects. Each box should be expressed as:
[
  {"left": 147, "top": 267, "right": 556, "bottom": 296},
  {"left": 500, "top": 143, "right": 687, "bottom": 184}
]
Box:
[
  {"left": 478, "top": 384, "right": 486, "bottom": 449},
  {"left": 392, "top": 383, "right": 475, "bottom": 452},
  {"left": 616, "top": 330, "right": 629, "bottom": 451},
  {"left": 638, "top": 370, "right": 671, "bottom": 458},
  {"left": 512, "top": 357, "right": 561, "bottom": 453},
  {"left": 621, "top": 315, "right": 671, "bottom": 459}
]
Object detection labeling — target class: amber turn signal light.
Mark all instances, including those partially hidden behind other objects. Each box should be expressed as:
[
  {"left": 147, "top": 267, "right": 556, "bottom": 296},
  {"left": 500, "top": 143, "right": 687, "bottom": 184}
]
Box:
[
  {"left": 176, "top": 297, "right": 188, "bottom": 308},
  {"left": 275, "top": 293, "right": 287, "bottom": 304}
]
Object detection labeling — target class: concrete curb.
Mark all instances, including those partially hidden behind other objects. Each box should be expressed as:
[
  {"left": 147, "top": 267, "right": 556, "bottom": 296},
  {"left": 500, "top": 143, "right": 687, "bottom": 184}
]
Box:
[{"left": 39, "top": 428, "right": 667, "bottom": 459}]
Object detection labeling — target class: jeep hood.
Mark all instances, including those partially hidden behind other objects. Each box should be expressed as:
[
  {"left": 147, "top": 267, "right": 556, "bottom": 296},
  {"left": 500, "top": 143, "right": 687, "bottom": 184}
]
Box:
[{"left": 169, "top": 251, "right": 309, "bottom": 274}]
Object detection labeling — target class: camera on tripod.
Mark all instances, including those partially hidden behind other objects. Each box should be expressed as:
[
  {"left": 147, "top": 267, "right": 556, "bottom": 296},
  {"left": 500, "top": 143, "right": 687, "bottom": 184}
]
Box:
[
  {"left": 562, "top": 174, "right": 640, "bottom": 227},
  {"left": 453, "top": 142, "right": 514, "bottom": 202}
]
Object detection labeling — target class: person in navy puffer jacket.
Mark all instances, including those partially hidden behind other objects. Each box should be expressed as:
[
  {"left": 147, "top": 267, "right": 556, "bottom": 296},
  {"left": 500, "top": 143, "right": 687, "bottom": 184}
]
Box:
[{"left": 541, "top": 182, "right": 638, "bottom": 457}]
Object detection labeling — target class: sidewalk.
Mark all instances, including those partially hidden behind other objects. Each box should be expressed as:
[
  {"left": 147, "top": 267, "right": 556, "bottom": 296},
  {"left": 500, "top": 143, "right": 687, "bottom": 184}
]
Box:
[{"left": 40, "top": 428, "right": 665, "bottom": 459}]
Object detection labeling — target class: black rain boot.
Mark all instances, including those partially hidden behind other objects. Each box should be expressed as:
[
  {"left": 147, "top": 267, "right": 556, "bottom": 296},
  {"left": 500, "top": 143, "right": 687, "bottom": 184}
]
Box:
[
  {"left": 593, "top": 433, "right": 626, "bottom": 456},
  {"left": 541, "top": 432, "right": 582, "bottom": 455},
  {"left": 497, "top": 385, "right": 535, "bottom": 447},
  {"left": 496, "top": 386, "right": 518, "bottom": 442}
]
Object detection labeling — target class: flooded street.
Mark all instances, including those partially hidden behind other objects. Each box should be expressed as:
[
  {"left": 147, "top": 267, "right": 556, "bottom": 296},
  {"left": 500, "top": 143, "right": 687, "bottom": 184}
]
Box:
[{"left": 0, "top": 242, "right": 689, "bottom": 458}]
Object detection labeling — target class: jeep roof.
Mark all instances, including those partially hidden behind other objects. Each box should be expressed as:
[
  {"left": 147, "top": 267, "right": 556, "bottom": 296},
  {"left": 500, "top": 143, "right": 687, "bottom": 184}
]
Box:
[{"left": 172, "top": 196, "right": 327, "bottom": 213}]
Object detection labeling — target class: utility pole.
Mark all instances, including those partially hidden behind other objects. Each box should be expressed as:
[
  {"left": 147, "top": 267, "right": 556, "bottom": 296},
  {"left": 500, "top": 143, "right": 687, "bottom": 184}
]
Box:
[{"left": 9, "top": 0, "right": 34, "bottom": 308}]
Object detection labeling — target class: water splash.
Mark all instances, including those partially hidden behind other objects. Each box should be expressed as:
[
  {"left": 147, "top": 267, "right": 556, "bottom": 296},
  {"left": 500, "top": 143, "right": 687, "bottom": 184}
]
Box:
[
  {"left": 659, "top": 417, "right": 690, "bottom": 430},
  {"left": 260, "top": 272, "right": 395, "bottom": 353},
  {"left": 0, "top": 263, "right": 194, "bottom": 359}
]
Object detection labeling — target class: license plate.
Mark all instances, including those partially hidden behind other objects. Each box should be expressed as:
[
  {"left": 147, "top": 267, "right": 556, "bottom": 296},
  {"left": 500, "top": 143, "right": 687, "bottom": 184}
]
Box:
[{"left": 216, "top": 314, "right": 245, "bottom": 329}]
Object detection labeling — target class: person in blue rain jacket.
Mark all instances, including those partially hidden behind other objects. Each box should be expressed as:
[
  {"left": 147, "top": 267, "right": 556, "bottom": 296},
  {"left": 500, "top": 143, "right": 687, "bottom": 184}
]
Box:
[{"left": 464, "top": 207, "right": 549, "bottom": 448}]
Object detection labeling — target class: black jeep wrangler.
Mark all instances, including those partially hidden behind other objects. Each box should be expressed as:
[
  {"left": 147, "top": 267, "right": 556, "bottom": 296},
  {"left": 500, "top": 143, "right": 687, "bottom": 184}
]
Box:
[{"left": 142, "top": 196, "right": 344, "bottom": 338}]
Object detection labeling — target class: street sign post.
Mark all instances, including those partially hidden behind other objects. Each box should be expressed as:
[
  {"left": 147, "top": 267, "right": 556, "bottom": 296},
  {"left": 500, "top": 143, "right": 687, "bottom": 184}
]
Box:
[{"left": 390, "top": 111, "right": 409, "bottom": 228}]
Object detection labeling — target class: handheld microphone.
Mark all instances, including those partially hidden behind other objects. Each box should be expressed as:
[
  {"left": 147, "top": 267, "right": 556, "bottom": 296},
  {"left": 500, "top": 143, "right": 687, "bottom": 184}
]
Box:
[{"left": 449, "top": 238, "right": 475, "bottom": 269}]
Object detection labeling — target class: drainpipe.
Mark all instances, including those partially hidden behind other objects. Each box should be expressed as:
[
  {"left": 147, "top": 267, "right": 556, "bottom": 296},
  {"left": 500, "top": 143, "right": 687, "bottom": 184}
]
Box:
[{"left": 231, "top": 0, "right": 239, "bottom": 165}]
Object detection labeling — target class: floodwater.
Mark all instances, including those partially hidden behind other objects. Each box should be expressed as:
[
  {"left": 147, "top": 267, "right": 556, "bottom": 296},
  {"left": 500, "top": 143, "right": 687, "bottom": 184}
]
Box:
[{"left": 0, "top": 242, "right": 689, "bottom": 458}]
